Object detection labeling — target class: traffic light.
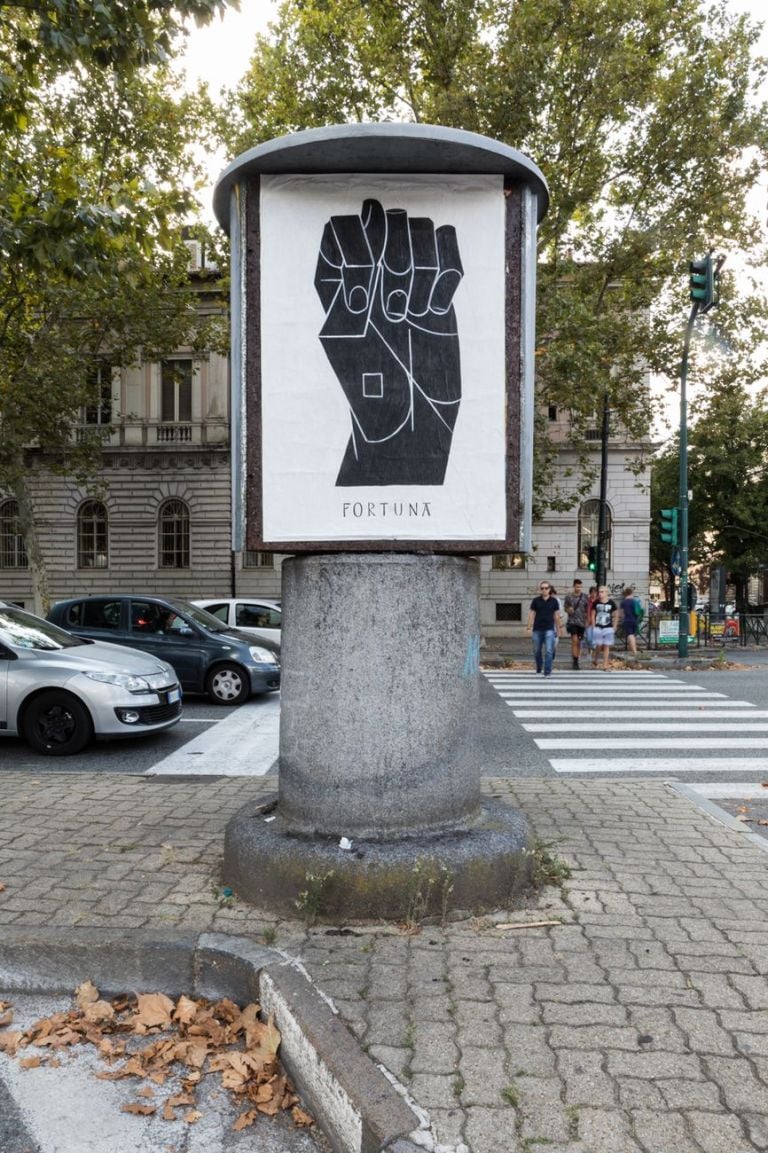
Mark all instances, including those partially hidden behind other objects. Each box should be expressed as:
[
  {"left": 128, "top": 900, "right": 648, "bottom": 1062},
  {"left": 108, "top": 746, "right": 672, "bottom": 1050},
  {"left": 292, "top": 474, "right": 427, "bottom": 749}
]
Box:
[
  {"left": 587, "top": 545, "right": 597, "bottom": 571},
  {"left": 660, "top": 507, "right": 678, "bottom": 545},
  {"left": 689, "top": 254, "right": 717, "bottom": 312}
]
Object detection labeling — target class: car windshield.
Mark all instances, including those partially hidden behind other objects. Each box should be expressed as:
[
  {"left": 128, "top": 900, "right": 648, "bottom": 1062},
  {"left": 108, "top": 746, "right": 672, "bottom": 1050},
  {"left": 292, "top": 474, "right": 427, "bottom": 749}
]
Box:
[
  {"left": 0, "top": 607, "right": 86, "bottom": 650},
  {"left": 165, "top": 599, "right": 231, "bottom": 633}
]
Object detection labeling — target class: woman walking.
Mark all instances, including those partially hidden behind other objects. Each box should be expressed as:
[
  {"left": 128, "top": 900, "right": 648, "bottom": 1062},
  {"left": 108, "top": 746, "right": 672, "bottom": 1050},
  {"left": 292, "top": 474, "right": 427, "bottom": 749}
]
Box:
[{"left": 589, "top": 585, "right": 618, "bottom": 670}]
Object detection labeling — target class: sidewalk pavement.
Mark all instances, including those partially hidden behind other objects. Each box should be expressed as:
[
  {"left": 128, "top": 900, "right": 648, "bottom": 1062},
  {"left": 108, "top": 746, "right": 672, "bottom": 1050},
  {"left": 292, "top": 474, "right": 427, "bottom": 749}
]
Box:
[{"left": 2, "top": 770, "right": 768, "bottom": 1152}]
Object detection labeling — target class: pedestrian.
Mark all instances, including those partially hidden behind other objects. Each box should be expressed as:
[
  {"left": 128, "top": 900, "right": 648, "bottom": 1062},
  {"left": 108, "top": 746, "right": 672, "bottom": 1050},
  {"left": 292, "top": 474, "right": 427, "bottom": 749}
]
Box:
[
  {"left": 589, "top": 585, "right": 618, "bottom": 670},
  {"left": 549, "top": 586, "right": 563, "bottom": 653},
  {"left": 564, "top": 578, "right": 590, "bottom": 669},
  {"left": 526, "top": 581, "right": 564, "bottom": 677},
  {"left": 585, "top": 584, "right": 598, "bottom": 656},
  {"left": 619, "top": 586, "right": 640, "bottom": 655}
]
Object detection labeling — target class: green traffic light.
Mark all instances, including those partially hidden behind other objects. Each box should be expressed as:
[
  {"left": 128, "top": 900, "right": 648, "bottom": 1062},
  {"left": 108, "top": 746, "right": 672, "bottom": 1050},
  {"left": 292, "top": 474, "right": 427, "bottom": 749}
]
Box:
[
  {"left": 660, "top": 507, "right": 678, "bottom": 545},
  {"left": 689, "top": 255, "right": 715, "bottom": 310}
]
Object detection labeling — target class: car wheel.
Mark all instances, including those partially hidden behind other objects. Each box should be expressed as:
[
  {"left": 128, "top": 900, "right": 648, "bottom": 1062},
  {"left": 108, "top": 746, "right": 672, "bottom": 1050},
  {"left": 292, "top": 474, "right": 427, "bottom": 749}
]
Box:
[
  {"left": 206, "top": 663, "right": 250, "bottom": 705},
  {"left": 24, "top": 691, "right": 93, "bottom": 756}
]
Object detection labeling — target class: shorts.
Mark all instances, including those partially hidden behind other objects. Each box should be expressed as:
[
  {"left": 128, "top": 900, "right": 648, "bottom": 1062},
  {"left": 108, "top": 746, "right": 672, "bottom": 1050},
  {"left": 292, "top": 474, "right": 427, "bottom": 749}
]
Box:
[
  {"left": 566, "top": 623, "right": 585, "bottom": 636},
  {"left": 593, "top": 626, "right": 615, "bottom": 646},
  {"left": 623, "top": 621, "right": 638, "bottom": 636}
]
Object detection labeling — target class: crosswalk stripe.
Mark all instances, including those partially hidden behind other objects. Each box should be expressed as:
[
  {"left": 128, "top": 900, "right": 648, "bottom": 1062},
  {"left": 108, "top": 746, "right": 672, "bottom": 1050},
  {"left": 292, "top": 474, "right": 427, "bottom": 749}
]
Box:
[
  {"left": 501, "top": 695, "right": 726, "bottom": 704},
  {"left": 523, "top": 722, "right": 768, "bottom": 732},
  {"left": 147, "top": 697, "right": 279, "bottom": 776},
  {"left": 548, "top": 758, "right": 768, "bottom": 774},
  {"left": 537, "top": 737, "right": 768, "bottom": 749},
  {"left": 491, "top": 683, "right": 710, "bottom": 691},
  {"left": 511, "top": 708, "right": 763, "bottom": 717},
  {"left": 685, "top": 783, "right": 768, "bottom": 797}
]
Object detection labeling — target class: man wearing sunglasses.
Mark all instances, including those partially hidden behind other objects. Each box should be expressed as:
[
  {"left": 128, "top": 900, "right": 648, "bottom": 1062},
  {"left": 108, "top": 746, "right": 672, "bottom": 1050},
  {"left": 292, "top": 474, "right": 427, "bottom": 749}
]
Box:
[{"left": 526, "top": 582, "right": 564, "bottom": 677}]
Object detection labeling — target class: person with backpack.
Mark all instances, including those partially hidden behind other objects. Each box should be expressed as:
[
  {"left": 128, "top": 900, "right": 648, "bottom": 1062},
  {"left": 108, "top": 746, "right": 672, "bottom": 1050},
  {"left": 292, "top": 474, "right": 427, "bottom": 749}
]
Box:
[
  {"left": 564, "top": 578, "right": 590, "bottom": 669},
  {"left": 619, "top": 586, "right": 640, "bottom": 655}
]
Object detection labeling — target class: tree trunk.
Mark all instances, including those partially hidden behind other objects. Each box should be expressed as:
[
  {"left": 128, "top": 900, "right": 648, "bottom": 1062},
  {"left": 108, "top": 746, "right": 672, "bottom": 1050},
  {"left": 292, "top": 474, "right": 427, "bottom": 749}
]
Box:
[{"left": 12, "top": 471, "right": 51, "bottom": 616}]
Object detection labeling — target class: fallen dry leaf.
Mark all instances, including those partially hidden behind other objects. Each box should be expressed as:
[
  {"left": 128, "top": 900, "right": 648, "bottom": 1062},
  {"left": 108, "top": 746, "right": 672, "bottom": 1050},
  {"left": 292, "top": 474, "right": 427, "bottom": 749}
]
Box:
[
  {"left": 0, "top": 1032, "right": 23, "bottom": 1056},
  {"left": 172, "top": 996, "right": 198, "bottom": 1026},
  {"left": 122, "top": 1103, "right": 157, "bottom": 1116},
  {"left": 183, "top": 1110, "right": 202, "bottom": 1124},
  {"left": 84, "top": 1000, "right": 115, "bottom": 1024},
  {"left": 19, "top": 1055, "right": 42, "bottom": 1069},
  {"left": 0, "top": 1008, "right": 13, "bottom": 1028},
  {"left": 133, "top": 993, "right": 175, "bottom": 1031},
  {"left": 0, "top": 881, "right": 6, "bottom": 893},
  {"left": 75, "top": 980, "right": 100, "bottom": 1008},
  {"left": 233, "top": 1109, "right": 258, "bottom": 1131}
]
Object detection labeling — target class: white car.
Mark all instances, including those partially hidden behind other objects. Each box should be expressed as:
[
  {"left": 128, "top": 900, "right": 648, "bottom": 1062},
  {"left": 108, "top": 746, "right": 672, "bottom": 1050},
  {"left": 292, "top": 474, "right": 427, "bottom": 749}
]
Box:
[
  {"left": 0, "top": 602, "right": 182, "bottom": 755},
  {"left": 192, "top": 598, "right": 281, "bottom": 646}
]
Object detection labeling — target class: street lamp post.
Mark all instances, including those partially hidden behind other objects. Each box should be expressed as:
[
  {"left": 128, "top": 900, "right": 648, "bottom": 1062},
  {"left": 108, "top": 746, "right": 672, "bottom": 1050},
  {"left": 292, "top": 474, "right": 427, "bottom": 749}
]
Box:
[{"left": 596, "top": 394, "right": 610, "bottom": 588}]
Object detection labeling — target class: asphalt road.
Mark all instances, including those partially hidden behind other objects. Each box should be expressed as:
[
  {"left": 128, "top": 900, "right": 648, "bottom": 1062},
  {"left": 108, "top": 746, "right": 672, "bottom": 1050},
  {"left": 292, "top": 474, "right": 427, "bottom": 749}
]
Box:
[{"left": 3, "top": 652, "right": 768, "bottom": 782}]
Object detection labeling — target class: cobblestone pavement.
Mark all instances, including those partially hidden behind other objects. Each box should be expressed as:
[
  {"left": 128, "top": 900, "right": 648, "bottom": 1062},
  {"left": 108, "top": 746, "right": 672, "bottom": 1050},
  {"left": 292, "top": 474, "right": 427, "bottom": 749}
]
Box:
[{"left": 1, "top": 772, "right": 768, "bottom": 1152}]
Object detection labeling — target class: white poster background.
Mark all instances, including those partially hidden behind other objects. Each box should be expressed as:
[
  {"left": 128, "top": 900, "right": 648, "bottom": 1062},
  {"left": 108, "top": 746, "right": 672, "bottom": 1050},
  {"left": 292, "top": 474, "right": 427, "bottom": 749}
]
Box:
[{"left": 260, "top": 173, "right": 506, "bottom": 542}]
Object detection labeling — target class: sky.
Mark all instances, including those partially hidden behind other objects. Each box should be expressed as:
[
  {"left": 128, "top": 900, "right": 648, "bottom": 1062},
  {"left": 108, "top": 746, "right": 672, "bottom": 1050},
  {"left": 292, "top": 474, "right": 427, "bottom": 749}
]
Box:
[{"left": 181, "top": 2, "right": 276, "bottom": 95}]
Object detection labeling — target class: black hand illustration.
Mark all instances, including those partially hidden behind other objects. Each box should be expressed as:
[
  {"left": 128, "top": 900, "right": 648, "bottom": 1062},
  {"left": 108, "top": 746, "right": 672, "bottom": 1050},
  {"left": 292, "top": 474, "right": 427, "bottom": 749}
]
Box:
[{"left": 314, "top": 198, "right": 463, "bottom": 486}]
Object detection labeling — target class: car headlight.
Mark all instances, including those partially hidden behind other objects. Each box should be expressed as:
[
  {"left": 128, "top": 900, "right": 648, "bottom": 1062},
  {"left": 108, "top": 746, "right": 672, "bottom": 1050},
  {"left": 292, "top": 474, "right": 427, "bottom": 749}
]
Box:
[
  {"left": 83, "top": 671, "right": 151, "bottom": 692},
  {"left": 249, "top": 646, "right": 279, "bottom": 665}
]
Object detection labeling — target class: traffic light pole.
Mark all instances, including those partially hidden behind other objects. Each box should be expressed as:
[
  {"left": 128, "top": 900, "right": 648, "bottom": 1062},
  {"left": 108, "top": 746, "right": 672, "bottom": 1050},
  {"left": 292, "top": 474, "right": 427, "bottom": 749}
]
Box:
[{"left": 678, "top": 303, "right": 698, "bottom": 658}]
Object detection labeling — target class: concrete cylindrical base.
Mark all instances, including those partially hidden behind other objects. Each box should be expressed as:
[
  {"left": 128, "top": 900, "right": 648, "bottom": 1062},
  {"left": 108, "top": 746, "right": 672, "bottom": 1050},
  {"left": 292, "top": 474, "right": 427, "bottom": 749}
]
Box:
[
  {"left": 224, "top": 794, "right": 533, "bottom": 921},
  {"left": 278, "top": 553, "right": 481, "bottom": 840}
]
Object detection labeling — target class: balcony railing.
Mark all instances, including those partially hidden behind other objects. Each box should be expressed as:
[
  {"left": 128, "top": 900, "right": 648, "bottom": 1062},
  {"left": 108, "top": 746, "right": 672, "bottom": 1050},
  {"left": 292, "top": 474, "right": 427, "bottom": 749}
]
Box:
[
  {"left": 70, "top": 419, "right": 228, "bottom": 447},
  {"left": 157, "top": 423, "right": 193, "bottom": 443}
]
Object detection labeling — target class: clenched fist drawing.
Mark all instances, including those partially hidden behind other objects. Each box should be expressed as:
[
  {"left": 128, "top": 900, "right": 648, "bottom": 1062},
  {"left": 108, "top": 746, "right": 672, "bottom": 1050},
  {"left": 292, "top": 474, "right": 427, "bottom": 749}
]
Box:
[{"left": 314, "top": 198, "right": 464, "bottom": 486}]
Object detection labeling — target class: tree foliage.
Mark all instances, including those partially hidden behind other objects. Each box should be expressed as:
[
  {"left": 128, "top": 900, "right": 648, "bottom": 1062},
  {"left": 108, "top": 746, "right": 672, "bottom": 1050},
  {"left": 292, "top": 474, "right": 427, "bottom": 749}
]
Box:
[
  {"left": 652, "top": 376, "right": 768, "bottom": 610},
  {"left": 0, "top": 0, "right": 237, "bottom": 608},
  {"left": 228, "top": 0, "right": 768, "bottom": 512}
]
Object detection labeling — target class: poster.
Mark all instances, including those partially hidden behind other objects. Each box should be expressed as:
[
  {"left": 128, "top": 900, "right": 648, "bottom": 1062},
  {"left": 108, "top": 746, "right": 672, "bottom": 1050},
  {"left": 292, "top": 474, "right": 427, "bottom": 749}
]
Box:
[{"left": 258, "top": 173, "right": 507, "bottom": 544}]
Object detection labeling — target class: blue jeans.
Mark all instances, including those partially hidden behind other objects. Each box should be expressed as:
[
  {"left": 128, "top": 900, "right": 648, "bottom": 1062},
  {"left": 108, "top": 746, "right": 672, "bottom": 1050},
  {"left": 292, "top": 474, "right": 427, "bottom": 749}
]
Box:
[{"left": 532, "top": 629, "right": 556, "bottom": 676}]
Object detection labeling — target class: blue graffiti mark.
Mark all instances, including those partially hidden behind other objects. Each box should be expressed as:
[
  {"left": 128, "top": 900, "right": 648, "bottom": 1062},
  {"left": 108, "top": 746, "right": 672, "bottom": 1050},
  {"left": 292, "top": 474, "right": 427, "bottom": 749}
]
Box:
[{"left": 463, "top": 633, "right": 480, "bottom": 677}]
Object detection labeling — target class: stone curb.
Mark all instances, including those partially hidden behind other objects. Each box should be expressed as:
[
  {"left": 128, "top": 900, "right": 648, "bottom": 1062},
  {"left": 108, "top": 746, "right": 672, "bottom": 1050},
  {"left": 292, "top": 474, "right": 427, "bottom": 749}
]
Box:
[
  {"left": 0, "top": 928, "right": 420, "bottom": 1153},
  {"left": 667, "top": 782, "right": 768, "bottom": 857}
]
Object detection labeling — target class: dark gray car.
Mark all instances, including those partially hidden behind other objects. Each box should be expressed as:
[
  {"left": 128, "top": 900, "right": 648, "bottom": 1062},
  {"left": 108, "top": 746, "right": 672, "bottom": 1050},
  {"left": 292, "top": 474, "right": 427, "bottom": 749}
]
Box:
[{"left": 48, "top": 595, "right": 280, "bottom": 705}]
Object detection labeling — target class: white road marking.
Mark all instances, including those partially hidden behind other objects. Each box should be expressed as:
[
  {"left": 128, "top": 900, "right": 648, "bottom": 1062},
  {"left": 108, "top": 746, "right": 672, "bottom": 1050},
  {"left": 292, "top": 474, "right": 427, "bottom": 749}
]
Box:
[
  {"left": 523, "top": 722, "right": 768, "bottom": 732},
  {"left": 537, "top": 737, "right": 768, "bottom": 750},
  {"left": 510, "top": 706, "right": 759, "bottom": 716},
  {"left": 686, "top": 782, "right": 768, "bottom": 797},
  {"left": 147, "top": 696, "right": 280, "bottom": 776},
  {"left": 548, "top": 758, "right": 768, "bottom": 774}
]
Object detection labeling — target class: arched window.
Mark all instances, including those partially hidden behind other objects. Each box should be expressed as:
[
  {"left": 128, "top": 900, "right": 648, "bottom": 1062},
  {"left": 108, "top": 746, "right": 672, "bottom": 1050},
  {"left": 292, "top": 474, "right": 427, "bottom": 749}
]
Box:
[
  {"left": 0, "top": 500, "right": 28, "bottom": 569},
  {"left": 578, "top": 499, "right": 611, "bottom": 571},
  {"left": 159, "top": 499, "right": 190, "bottom": 568},
  {"left": 77, "top": 501, "right": 108, "bottom": 569}
]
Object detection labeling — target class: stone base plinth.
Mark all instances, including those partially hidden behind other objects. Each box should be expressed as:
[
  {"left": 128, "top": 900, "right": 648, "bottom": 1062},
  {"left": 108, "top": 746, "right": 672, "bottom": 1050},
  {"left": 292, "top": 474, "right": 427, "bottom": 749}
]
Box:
[{"left": 223, "top": 795, "right": 533, "bottom": 921}]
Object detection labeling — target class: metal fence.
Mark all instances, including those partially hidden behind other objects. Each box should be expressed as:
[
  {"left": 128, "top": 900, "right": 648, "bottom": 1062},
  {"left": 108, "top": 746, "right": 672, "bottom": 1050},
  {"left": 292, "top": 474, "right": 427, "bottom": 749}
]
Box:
[{"left": 615, "top": 611, "right": 763, "bottom": 651}]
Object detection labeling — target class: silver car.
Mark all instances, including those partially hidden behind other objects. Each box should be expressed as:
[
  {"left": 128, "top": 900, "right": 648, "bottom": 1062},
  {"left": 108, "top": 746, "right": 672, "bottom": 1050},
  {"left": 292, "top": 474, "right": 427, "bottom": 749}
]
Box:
[{"left": 0, "top": 603, "right": 182, "bottom": 755}]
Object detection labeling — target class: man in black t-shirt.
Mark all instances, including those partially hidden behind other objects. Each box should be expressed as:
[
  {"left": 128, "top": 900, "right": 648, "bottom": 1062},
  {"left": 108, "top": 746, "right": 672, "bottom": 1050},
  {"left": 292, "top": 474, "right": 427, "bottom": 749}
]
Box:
[{"left": 527, "top": 581, "right": 564, "bottom": 677}]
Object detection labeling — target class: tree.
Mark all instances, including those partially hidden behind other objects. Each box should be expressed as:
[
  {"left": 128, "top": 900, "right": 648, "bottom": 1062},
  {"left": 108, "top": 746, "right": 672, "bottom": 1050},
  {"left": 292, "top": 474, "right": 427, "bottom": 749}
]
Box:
[
  {"left": 227, "top": 0, "right": 768, "bottom": 514},
  {"left": 0, "top": 1, "right": 237, "bottom": 610},
  {"left": 652, "top": 380, "right": 768, "bottom": 612}
]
